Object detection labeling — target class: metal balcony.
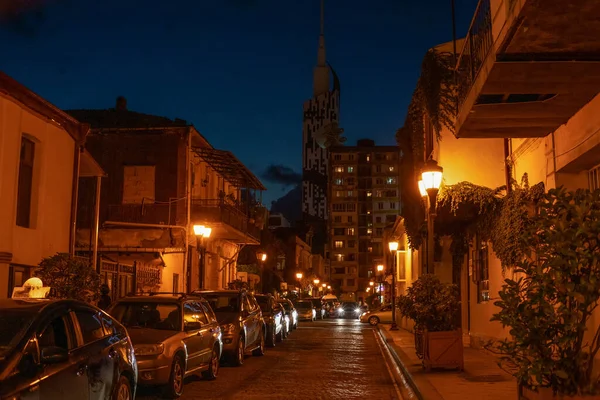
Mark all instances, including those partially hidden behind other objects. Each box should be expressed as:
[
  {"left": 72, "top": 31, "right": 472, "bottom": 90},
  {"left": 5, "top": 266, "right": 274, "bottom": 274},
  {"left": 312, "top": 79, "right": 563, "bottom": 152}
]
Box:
[
  {"left": 455, "top": 0, "right": 600, "bottom": 138},
  {"left": 191, "top": 199, "right": 261, "bottom": 245},
  {"left": 107, "top": 203, "right": 177, "bottom": 225}
]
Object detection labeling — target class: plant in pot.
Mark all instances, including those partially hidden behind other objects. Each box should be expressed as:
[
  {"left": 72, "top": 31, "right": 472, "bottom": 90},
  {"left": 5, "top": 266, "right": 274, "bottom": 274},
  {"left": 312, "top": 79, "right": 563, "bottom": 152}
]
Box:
[
  {"left": 397, "top": 274, "right": 463, "bottom": 371},
  {"left": 492, "top": 188, "right": 600, "bottom": 399}
]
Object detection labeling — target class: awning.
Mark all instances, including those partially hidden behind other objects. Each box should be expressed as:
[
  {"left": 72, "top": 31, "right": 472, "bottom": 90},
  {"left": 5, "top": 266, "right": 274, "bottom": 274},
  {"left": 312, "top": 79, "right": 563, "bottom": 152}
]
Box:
[
  {"left": 80, "top": 150, "right": 106, "bottom": 178},
  {"left": 192, "top": 147, "right": 266, "bottom": 190}
]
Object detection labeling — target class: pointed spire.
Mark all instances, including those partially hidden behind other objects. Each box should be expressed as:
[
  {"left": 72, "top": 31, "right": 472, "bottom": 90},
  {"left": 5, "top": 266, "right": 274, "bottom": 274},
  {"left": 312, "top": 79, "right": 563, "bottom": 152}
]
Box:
[{"left": 313, "top": 0, "right": 330, "bottom": 96}]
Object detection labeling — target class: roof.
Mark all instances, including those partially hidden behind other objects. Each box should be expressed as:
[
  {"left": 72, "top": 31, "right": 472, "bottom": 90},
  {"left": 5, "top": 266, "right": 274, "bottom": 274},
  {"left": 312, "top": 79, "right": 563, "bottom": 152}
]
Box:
[
  {"left": 193, "top": 147, "right": 266, "bottom": 190},
  {"left": 66, "top": 109, "right": 189, "bottom": 130},
  {"left": 0, "top": 71, "right": 88, "bottom": 142}
]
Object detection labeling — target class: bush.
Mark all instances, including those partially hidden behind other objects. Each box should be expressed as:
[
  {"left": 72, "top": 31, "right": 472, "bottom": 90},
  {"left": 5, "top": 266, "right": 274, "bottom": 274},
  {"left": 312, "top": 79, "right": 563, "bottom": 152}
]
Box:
[
  {"left": 492, "top": 187, "right": 600, "bottom": 395},
  {"left": 35, "top": 253, "right": 100, "bottom": 303},
  {"left": 397, "top": 274, "right": 460, "bottom": 332}
]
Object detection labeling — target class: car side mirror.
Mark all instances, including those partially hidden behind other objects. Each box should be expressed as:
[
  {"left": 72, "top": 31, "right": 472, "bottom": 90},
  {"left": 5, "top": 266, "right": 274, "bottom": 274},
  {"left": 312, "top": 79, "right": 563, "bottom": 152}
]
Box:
[
  {"left": 40, "top": 346, "right": 69, "bottom": 365},
  {"left": 185, "top": 321, "right": 202, "bottom": 331}
]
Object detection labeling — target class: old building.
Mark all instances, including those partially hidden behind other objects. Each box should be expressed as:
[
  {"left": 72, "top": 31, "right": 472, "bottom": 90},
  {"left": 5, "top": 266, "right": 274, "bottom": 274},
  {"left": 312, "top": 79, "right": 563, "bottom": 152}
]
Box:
[
  {"left": 328, "top": 139, "right": 401, "bottom": 300},
  {"left": 0, "top": 72, "right": 104, "bottom": 298},
  {"left": 70, "top": 98, "right": 265, "bottom": 299}
]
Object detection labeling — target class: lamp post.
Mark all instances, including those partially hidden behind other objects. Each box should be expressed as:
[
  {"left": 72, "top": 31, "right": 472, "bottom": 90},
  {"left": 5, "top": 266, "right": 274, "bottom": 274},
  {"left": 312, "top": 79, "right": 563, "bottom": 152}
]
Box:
[
  {"left": 256, "top": 251, "right": 267, "bottom": 292},
  {"left": 296, "top": 272, "right": 303, "bottom": 293},
  {"left": 193, "top": 225, "right": 212, "bottom": 292},
  {"left": 313, "top": 279, "right": 320, "bottom": 297},
  {"left": 377, "top": 264, "right": 384, "bottom": 304},
  {"left": 421, "top": 160, "right": 443, "bottom": 274},
  {"left": 388, "top": 241, "right": 399, "bottom": 331}
]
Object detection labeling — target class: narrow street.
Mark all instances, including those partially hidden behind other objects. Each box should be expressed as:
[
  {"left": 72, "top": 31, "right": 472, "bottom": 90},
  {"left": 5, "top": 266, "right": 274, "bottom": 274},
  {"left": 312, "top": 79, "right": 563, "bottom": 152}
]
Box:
[{"left": 137, "top": 319, "right": 402, "bottom": 400}]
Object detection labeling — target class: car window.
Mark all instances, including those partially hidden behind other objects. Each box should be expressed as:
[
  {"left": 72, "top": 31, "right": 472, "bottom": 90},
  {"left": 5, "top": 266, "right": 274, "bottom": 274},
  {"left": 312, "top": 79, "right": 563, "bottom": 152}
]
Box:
[
  {"left": 200, "top": 301, "right": 218, "bottom": 323},
  {"left": 243, "top": 296, "right": 253, "bottom": 312},
  {"left": 203, "top": 294, "right": 240, "bottom": 313},
  {"left": 100, "top": 313, "right": 116, "bottom": 336},
  {"left": 184, "top": 301, "right": 208, "bottom": 325},
  {"left": 111, "top": 302, "right": 181, "bottom": 331},
  {"left": 0, "top": 310, "right": 38, "bottom": 357},
  {"left": 39, "top": 314, "right": 74, "bottom": 350},
  {"left": 74, "top": 310, "right": 105, "bottom": 345},
  {"left": 255, "top": 296, "right": 273, "bottom": 312}
]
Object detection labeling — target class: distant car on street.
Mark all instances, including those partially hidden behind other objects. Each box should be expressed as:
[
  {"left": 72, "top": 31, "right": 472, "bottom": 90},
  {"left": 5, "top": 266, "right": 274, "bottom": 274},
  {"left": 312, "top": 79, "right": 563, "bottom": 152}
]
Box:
[
  {"left": 254, "top": 294, "right": 284, "bottom": 346},
  {"left": 359, "top": 304, "right": 396, "bottom": 326},
  {"left": 295, "top": 300, "right": 317, "bottom": 321},
  {"left": 0, "top": 298, "right": 137, "bottom": 400},
  {"left": 335, "top": 302, "right": 362, "bottom": 319}
]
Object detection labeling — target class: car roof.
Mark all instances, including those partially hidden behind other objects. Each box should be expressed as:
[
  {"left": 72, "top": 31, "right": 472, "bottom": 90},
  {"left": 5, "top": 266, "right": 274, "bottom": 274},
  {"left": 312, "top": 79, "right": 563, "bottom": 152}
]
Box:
[
  {"left": 194, "top": 290, "right": 242, "bottom": 295},
  {"left": 114, "top": 295, "right": 186, "bottom": 303}
]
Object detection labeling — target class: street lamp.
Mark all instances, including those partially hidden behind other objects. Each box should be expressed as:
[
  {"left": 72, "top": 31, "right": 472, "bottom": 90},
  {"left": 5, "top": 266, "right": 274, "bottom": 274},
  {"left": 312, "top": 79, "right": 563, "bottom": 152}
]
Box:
[
  {"left": 376, "top": 264, "right": 384, "bottom": 304},
  {"left": 296, "top": 272, "right": 303, "bottom": 293},
  {"left": 256, "top": 251, "right": 267, "bottom": 291},
  {"left": 313, "top": 279, "right": 320, "bottom": 296},
  {"left": 369, "top": 281, "right": 374, "bottom": 287},
  {"left": 388, "top": 240, "right": 399, "bottom": 331},
  {"left": 193, "top": 224, "right": 212, "bottom": 292},
  {"left": 421, "top": 159, "right": 443, "bottom": 274},
  {"left": 418, "top": 179, "right": 427, "bottom": 197}
]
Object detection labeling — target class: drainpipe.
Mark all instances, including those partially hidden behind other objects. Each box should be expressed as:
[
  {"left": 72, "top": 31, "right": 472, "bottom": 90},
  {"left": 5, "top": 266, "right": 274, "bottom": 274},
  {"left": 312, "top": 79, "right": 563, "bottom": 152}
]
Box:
[
  {"left": 186, "top": 129, "right": 192, "bottom": 292},
  {"left": 92, "top": 176, "right": 102, "bottom": 273},
  {"left": 69, "top": 143, "right": 83, "bottom": 256}
]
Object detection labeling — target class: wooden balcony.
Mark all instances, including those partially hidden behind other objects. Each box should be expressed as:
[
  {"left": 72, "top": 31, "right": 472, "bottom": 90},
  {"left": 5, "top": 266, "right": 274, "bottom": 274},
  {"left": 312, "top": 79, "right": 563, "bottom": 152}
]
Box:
[
  {"left": 455, "top": 0, "right": 600, "bottom": 138},
  {"left": 191, "top": 199, "right": 261, "bottom": 245}
]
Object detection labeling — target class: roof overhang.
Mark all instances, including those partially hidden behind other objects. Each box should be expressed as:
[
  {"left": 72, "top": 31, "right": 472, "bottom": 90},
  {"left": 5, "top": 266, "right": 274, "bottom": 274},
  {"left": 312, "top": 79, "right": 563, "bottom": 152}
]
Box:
[
  {"left": 192, "top": 147, "right": 266, "bottom": 190},
  {"left": 79, "top": 150, "right": 106, "bottom": 178}
]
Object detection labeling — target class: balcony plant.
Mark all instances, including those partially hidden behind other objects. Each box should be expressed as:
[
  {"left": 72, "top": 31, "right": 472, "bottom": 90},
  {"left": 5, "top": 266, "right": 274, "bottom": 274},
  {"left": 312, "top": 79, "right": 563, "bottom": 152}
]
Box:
[
  {"left": 492, "top": 188, "right": 600, "bottom": 399},
  {"left": 397, "top": 274, "right": 463, "bottom": 371}
]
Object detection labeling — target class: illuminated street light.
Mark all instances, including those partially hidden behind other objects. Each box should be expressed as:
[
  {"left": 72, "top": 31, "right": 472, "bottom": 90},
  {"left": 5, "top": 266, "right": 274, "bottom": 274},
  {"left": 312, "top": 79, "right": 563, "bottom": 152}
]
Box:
[
  {"left": 193, "top": 224, "right": 212, "bottom": 291},
  {"left": 193, "top": 224, "right": 212, "bottom": 238},
  {"left": 421, "top": 159, "right": 444, "bottom": 274},
  {"left": 327, "top": 285, "right": 331, "bottom": 289},
  {"left": 296, "top": 272, "right": 303, "bottom": 280},
  {"left": 322, "top": 283, "right": 326, "bottom": 287},
  {"left": 389, "top": 241, "right": 399, "bottom": 331},
  {"left": 369, "top": 281, "right": 374, "bottom": 286},
  {"left": 314, "top": 279, "right": 320, "bottom": 285},
  {"left": 421, "top": 159, "right": 443, "bottom": 192},
  {"left": 377, "top": 264, "right": 384, "bottom": 272},
  {"left": 388, "top": 241, "right": 399, "bottom": 252},
  {"left": 256, "top": 251, "right": 267, "bottom": 262},
  {"left": 418, "top": 179, "right": 427, "bottom": 197}
]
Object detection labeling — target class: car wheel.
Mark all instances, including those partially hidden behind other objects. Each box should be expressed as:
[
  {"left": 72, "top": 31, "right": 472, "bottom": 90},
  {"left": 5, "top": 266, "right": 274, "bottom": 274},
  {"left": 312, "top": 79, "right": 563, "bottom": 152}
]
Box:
[
  {"left": 267, "top": 325, "right": 276, "bottom": 347},
  {"left": 164, "top": 354, "right": 185, "bottom": 398},
  {"left": 202, "top": 345, "right": 219, "bottom": 380},
  {"left": 369, "top": 316, "right": 380, "bottom": 326},
  {"left": 232, "top": 337, "right": 245, "bottom": 367},
  {"left": 252, "top": 329, "right": 265, "bottom": 356},
  {"left": 114, "top": 375, "right": 132, "bottom": 400}
]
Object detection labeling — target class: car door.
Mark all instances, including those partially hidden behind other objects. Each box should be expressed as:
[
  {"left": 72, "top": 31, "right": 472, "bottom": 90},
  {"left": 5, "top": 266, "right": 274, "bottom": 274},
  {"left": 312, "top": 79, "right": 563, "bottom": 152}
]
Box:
[
  {"left": 36, "top": 311, "right": 90, "bottom": 400},
  {"left": 182, "top": 301, "right": 209, "bottom": 371},
  {"left": 244, "top": 295, "right": 260, "bottom": 347},
  {"left": 378, "top": 306, "right": 393, "bottom": 323},
  {"left": 71, "top": 308, "right": 119, "bottom": 400},
  {"left": 199, "top": 300, "right": 220, "bottom": 355}
]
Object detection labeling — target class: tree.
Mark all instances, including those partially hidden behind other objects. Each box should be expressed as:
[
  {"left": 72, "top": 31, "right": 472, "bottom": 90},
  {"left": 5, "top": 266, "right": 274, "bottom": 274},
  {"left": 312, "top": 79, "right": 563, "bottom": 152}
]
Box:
[{"left": 35, "top": 253, "right": 101, "bottom": 303}]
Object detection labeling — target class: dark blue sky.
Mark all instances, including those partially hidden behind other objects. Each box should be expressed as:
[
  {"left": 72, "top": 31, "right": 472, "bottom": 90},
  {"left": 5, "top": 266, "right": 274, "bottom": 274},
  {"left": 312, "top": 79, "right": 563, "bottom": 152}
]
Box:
[{"left": 0, "top": 0, "right": 478, "bottom": 205}]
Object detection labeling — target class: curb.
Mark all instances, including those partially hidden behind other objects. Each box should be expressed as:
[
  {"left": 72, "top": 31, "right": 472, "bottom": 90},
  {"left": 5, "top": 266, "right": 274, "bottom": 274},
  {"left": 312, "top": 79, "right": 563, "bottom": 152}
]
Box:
[{"left": 376, "top": 327, "right": 425, "bottom": 400}]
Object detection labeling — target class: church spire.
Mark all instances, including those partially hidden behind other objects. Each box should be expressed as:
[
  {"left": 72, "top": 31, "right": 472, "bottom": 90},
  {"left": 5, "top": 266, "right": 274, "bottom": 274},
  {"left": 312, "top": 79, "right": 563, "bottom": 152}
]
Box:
[{"left": 313, "top": 0, "right": 330, "bottom": 96}]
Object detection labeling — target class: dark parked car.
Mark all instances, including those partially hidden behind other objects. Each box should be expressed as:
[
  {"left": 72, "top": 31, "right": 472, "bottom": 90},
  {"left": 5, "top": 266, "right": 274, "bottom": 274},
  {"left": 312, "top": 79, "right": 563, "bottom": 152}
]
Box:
[
  {"left": 0, "top": 298, "right": 137, "bottom": 400},
  {"left": 108, "top": 293, "right": 222, "bottom": 398},
  {"left": 254, "top": 294, "right": 284, "bottom": 346},
  {"left": 277, "top": 299, "right": 298, "bottom": 330},
  {"left": 193, "top": 289, "right": 265, "bottom": 366}
]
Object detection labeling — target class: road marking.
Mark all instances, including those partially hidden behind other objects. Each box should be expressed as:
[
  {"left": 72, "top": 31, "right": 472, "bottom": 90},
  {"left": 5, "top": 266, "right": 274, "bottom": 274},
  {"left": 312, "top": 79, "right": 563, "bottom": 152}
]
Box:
[{"left": 373, "top": 329, "right": 405, "bottom": 400}]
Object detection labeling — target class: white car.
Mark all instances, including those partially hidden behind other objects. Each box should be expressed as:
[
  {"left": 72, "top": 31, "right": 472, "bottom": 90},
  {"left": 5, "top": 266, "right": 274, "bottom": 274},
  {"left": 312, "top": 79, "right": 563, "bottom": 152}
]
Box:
[{"left": 359, "top": 304, "right": 396, "bottom": 326}]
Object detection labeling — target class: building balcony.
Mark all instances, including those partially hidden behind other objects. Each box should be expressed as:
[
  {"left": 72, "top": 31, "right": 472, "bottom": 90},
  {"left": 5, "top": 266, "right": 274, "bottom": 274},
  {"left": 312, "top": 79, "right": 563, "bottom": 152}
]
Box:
[
  {"left": 107, "top": 203, "right": 178, "bottom": 225},
  {"left": 455, "top": 0, "right": 600, "bottom": 138},
  {"left": 191, "top": 199, "right": 260, "bottom": 245}
]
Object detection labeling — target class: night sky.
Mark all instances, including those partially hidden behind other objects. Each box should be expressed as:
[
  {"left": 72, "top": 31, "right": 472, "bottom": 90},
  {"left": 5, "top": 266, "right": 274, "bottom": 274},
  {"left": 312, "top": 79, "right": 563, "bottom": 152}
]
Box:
[{"left": 0, "top": 0, "right": 478, "bottom": 205}]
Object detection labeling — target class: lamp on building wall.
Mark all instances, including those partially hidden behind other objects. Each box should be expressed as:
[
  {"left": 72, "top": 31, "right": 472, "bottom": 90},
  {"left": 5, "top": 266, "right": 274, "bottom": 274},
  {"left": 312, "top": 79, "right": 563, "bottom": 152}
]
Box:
[
  {"left": 388, "top": 241, "right": 399, "bottom": 331},
  {"left": 193, "top": 224, "right": 212, "bottom": 292},
  {"left": 420, "top": 159, "right": 443, "bottom": 274}
]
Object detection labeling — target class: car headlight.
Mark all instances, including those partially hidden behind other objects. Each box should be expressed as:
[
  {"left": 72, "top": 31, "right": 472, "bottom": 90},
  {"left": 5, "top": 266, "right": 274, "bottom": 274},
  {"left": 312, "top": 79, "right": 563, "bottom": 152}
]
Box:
[
  {"left": 222, "top": 323, "right": 236, "bottom": 333},
  {"left": 337, "top": 309, "right": 344, "bottom": 313},
  {"left": 355, "top": 308, "right": 361, "bottom": 313},
  {"left": 134, "top": 343, "right": 164, "bottom": 356}
]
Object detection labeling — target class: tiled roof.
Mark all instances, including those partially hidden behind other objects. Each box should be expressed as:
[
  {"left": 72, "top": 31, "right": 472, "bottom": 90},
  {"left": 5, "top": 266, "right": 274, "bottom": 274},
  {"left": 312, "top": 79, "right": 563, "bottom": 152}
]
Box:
[{"left": 66, "top": 109, "right": 189, "bottom": 129}]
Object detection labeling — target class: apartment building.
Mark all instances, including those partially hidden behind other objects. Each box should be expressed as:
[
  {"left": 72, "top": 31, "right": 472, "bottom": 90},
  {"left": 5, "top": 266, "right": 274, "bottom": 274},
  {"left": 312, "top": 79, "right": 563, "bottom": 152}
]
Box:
[{"left": 328, "top": 139, "right": 401, "bottom": 299}]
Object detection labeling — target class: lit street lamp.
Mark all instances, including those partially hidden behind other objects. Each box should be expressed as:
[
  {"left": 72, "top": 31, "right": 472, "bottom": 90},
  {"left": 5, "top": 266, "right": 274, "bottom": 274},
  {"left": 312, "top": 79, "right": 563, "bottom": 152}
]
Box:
[
  {"left": 388, "top": 241, "right": 399, "bottom": 331},
  {"left": 421, "top": 159, "right": 443, "bottom": 274},
  {"left": 256, "top": 251, "right": 267, "bottom": 291},
  {"left": 296, "top": 272, "right": 303, "bottom": 293},
  {"left": 376, "top": 264, "right": 384, "bottom": 304},
  {"left": 193, "top": 224, "right": 212, "bottom": 292},
  {"left": 369, "top": 281, "right": 374, "bottom": 287},
  {"left": 313, "top": 279, "right": 320, "bottom": 296}
]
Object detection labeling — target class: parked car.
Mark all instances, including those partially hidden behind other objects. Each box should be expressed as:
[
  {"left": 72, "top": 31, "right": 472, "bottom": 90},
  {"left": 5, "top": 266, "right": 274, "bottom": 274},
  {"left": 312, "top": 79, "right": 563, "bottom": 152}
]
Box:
[
  {"left": 277, "top": 298, "right": 298, "bottom": 330},
  {"left": 254, "top": 294, "right": 284, "bottom": 346},
  {"left": 295, "top": 300, "right": 317, "bottom": 321},
  {"left": 108, "top": 293, "right": 222, "bottom": 398},
  {"left": 305, "top": 298, "right": 326, "bottom": 319},
  {"left": 194, "top": 289, "right": 265, "bottom": 366},
  {"left": 359, "top": 304, "right": 396, "bottom": 326},
  {"left": 0, "top": 298, "right": 137, "bottom": 400}
]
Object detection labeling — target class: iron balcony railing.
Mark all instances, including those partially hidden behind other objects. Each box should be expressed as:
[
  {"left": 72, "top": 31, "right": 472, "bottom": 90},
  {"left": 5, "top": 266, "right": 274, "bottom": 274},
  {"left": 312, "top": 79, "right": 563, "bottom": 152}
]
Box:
[
  {"left": 191, "top": 198, "right": 261, "bottom": 241},
  {"left": 107, "top": 203, "right": 178, "bottom": 225},
  {"left": 455, "top": 0, "right": 494, "bottom": 107}
]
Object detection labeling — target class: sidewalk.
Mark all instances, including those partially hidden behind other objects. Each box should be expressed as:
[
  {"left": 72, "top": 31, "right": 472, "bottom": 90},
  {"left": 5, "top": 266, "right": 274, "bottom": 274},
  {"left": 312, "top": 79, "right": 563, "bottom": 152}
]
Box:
[{"left": 378, "top": 325, "right": 517, "bottom": 400}]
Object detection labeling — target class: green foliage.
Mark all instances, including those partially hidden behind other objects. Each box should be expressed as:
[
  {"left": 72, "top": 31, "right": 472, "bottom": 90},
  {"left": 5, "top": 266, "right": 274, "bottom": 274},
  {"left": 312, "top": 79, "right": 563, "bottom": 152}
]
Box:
[
  {"left": 35, "top": 253, "right": 101, "bottom": 303},
  {"left": 397, "top": 274, "right": 460, "bottom": 332},
  {"left": 491, "top": 187, "right": 600, "bottom": 395}
]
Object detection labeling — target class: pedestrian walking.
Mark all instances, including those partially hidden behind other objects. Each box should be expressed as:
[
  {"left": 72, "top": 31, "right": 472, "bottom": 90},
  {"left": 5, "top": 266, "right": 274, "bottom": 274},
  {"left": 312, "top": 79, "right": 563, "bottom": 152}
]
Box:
[{"left": 98, "top": 284, "right": 112, "bottom": 310}]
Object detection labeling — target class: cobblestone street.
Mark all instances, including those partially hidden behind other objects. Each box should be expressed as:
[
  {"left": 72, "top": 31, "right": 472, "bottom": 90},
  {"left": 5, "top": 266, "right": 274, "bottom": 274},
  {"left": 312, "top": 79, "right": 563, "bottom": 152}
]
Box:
[{"left": 137, "top": 319, "right": 402, "bottom": 400}]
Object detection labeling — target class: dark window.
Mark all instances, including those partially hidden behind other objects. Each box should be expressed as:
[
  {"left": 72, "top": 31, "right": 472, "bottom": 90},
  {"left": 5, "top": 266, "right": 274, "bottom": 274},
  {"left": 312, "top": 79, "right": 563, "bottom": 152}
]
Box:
[
  {"left": 74, "top": 310, "right": 106, "bottom": 344},
  {"left": 16, "top": 137, "right": 35, "bottom": 228},
  {"left": 200, "top": 301, "right": 218, "bottom": 323},
  {"left": 39, "top": 315, "right": 72, "bottom": 350},
  {"left": 7, "top": 265, "right": 32, "bottom": 298}
]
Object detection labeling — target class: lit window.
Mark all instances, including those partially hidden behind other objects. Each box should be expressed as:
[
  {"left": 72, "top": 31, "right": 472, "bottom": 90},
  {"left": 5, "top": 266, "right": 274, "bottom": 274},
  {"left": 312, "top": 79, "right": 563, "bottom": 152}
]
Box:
[
  {"left": 347, "top": 166, "right": 354, "bottom": 173},
  {"left": 366, "top": 156, "right": 370, "bottom": 162},
  {"left": 347, "top": 228, "right": 355, "bottom": 235},
  {"left": 347, "top": 191, "right": 354, "bottom": 197},
  {"left": 367, "top": 191, "right": 372, "bottom": 197},
  {"left": 335, "top": 167, "right": 344, "bottom": 173},
  {"left": 335, "top": 241, "right": 344, "bottom": 248},
  {"left": 335, "top": 178, "right": 343, "bottom": 185},
  {"left": 388, "top": 166, "right": 395, "bottom": 172},
  {"left": 387, "top": 177, "right": 396, "bottom": 185},
  {"left": 367, "top": 228, "right": 372, "bottom": 234}
]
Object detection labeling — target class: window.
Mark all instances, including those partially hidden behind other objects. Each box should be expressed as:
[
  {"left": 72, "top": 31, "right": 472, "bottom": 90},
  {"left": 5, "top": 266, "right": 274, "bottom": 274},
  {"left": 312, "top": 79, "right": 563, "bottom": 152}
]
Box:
[
  {"left": 346, "top": 279, "right": 355, "bottom": 287},
  {"left": 375, "top": 190, "right": 383, "bottom": 197},
  {"left": 184, "top": 302, "right": 208, "bottom": 325},
  {"left": 388, "top": 166, "right": 395, "bottom": 172},
  {"left": 173, "top": 273, "right": 179, "bottom": 292},
  {"left": 74, "top": 310, "right": 105, "bottom": 344},
  {"left": 333, "top": 228, "right": 345, "bottom": 235},
  {"left": 387, "top": 177, "right": 396, "bottom": 185},
  {"left": 335, "top": 178, "right": 343, "bottom": 185},
  {"left": 335, "top": 191, "right": 344, "bottom": 197},
  {"left": 349, "top": 154, "right": 355, "bottom": 161},
  {"left": 589, "top": 164, "right": 600, "bottom": 190},
  {"left": 347, "top": 166, "right": 354, "bottom": 173},
  {"left": 347, "top": 204, "right": 356, "bottom": 212},
  {"left": 16, "top": 137, "right": 35, "bottom": 228},
  {"left": 39, "top": 314, "right": 73, "bottom": 350},
  {"left": 390, "top": 202, "right": 396, "bottom": 209},
  {"left": 347, "top": 178, "right": 355, "bottom": 185},
  {"left": 376, "top": 178, "right": 384, "bottom": 185},
  {"left": 367, "top": 228, "right": 372, "bottom": 235},
  {"left": 333, "top": 204, "right": 345, "bottom": 212},
  {"left": 123, "top": 165, "right": 156, "bottom": 204},
  {"left": 347, "top": 190, "right": 354, "bottom": 197},
  {"left": 348, "top": 240, "right": 356, "bottom": 248},
  {"left": 335, "top": 167, "right": 344, "bottom": 173},
  {"left": 334, "top": 154, "right": 342, "bottom": 161},
  {"left": 366, "top": 191, "right": 372, "bottom": 197},
  {"left": 334, "top": 216, "right": 342, "bottom": 223},
  {"left": 335, "top": 254, "right": 344, "bottom": 262},
  {"left": 347, "top": 216, "right": 353, "bottom": 223},
  {"left": 347, "top": 228, "right": 355, "bottom": 235},
  {"left": 201, "top": 301, "right": 218, "bottom": 323},
  {"left": 334, "top": 241, "right": 344, "bottom": 249},
  {"left": 366, "top": 156, "right": 370, "bottom": 162},
  {"left": 376, "top": 165, "right": 382, "bottom": 173},
  {"left": 378, "top": 202, "right": 384, "bottom": 210},
  {"left": 8, "top": 265, "right": 32, "bottom": 297}
]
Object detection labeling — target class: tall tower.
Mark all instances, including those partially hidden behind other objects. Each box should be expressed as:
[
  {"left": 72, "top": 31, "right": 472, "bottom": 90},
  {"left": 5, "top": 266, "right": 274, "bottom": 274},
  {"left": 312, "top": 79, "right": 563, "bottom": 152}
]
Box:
[{"left": 302, "top": 0, "right": 341, "bottom": 237}]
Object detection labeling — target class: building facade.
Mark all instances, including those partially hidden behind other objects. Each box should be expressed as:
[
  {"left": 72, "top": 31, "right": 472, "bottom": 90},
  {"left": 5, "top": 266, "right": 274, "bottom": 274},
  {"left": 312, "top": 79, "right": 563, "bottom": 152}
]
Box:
[
  {"left": 70, "top": 98, "right": 265, "bottom": 299},
  {"left": 302, "top": 0, "right": 341, "bottom": 226},
  {"left": 0, "top": 72, "right": 103, "bottom": 298},
  {"left": 328, "top": 139, "right": 401, "bottom": 299}
]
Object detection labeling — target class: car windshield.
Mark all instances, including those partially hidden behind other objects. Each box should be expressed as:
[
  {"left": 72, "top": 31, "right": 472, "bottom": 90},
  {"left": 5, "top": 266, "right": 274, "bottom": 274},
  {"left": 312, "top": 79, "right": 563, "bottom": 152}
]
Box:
[
  {"left": 255, "top": 297, "right": 271, "bottom": 312},
  {"left": 296, "top": 302, "right": 312, "bottom": 310},
  {"left": 341, "top": 302, "right": 358, "bottom": 310},
  {"left": 111, "top": 302, "right": 180, "bottom": 331},
  {"left": 202, "top": 294, "right": 240, "bottom": 313},
  {"left": 0, "top": 310, "right": 37, "bottom": 357}
]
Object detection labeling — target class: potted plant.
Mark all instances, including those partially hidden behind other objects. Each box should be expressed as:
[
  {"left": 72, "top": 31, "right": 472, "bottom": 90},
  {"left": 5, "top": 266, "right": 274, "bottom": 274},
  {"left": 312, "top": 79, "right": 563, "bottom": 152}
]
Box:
[
  {"left": 397, "top": 274, "right": 463, "bottom": 371},
  {"left": 492, "top": 188, "right": 600, "bottom": 399}
]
